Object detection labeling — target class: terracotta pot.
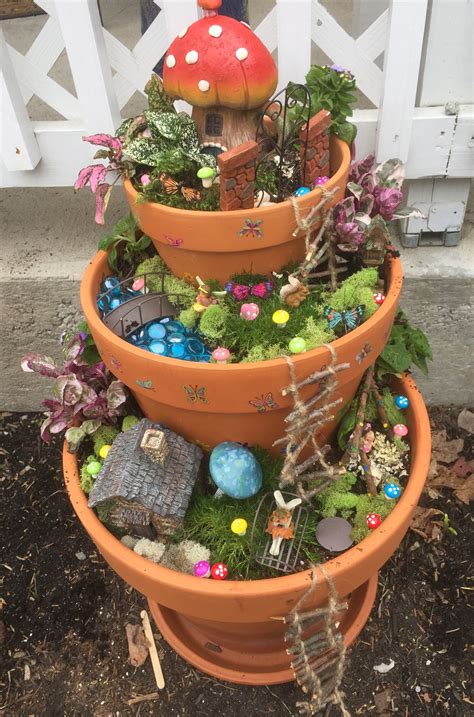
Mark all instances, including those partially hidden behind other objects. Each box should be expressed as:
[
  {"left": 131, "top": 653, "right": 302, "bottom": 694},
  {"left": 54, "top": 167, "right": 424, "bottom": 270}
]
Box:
[
  {"left": 81, "top": 252, "right": 403, "bottom": 454},
  {"left": 124, "top": 137, "right": 351, "bottom": 283},
  {"left": 63, "top": 375, "right": 430, "bottom": 685}
]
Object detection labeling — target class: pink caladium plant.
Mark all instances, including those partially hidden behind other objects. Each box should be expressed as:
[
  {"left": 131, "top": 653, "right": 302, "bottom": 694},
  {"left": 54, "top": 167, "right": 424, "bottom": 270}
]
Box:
[
  {"left": 332, "top": 156, "right": 424, "bottom": 253},
  {"left": 74, "top": 134, "right": 126, "bottom": 225},
  {"left": 21, "top": 332, "right": 128, "bottom": 452}
]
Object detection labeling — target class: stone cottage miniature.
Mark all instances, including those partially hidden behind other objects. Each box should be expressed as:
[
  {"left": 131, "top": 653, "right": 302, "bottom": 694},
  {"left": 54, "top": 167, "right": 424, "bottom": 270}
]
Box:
[{"left": 88, "top": 419, "right": 202, "bottom": 536}]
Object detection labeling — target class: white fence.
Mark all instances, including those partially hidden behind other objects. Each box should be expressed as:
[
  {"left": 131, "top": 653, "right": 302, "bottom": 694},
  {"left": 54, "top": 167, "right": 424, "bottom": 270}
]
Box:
[{"left": 1, "top": 0, "right": 472, "bottom": 190}]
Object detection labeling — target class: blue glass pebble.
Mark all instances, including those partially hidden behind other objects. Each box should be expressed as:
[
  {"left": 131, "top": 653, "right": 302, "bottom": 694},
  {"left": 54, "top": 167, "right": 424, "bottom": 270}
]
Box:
[
  {"left": 168, "top": 332, "right": 186, "bottom": 345},
  {"left": 102, "top": 276, "right": 121, "bottom": 296},
  {"left": 160, "top": 317, "right": 171, "bottom": 325},
  {"left": 149, "top": 340, "right": 168, "bottom": 355},
  {"left": 294, "top": 186, "right": 311, "bottom": 197},
  {"left": 384, "top": 483, "right": 402, "bottom": 500},
  {"left": 147, "top": 322, "right": 167, "bottom": 340},
  {"left": 170, "top": 343, "right": 186, "bottom": 358},
  {"left": 209, "top": 442, "right": 263, "bottom": 499},
  {"left": 165, "top": 320, "right": 185, "bottom": 334},
  {"left": 186, "top": 338, "right": 205, "bottom": 356},
  {"left": 108, "top": 297, "right": 121, "bottom": 311},
  {"left": 395, "top": 395, "right": 409, "bottom": 410}
]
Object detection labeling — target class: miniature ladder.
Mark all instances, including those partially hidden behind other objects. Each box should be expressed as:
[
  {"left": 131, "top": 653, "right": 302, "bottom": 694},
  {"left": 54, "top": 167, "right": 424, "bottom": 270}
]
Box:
[{"left": 274, "top": 347, "right": 349, "bottom": 499}]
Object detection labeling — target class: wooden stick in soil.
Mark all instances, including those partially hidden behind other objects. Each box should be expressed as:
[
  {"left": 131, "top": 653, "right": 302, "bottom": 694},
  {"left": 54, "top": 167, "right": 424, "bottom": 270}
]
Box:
[
  {"left": 127, "top": 692, "right": 160, "bottom": 706},
  {"left": 140, "top": 610, "right": 165, "bottom": 690},
  {"left": 358, "top": 449, "right": 377, "bottom": 496},
  {"left": 372, "top": 381, "right": 394, "bottom": 440},
  {"left": 339, "top": 364, "right": 375, "bottom": 467}
]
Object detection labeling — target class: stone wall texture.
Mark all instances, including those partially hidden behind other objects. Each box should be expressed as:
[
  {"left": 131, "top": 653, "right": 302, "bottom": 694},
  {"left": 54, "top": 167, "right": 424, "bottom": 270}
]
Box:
[
  {"left": 299, "top": 109, "right": 331, "bottom": 186},
  {"left": 218, "top": 140, "right": 259, "bottom": 211}
]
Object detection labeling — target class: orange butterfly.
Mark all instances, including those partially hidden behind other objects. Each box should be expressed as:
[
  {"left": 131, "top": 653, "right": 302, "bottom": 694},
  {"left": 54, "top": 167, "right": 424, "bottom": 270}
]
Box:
[{"left": 159, "top": 173, "right": 201, "bottom": 202}]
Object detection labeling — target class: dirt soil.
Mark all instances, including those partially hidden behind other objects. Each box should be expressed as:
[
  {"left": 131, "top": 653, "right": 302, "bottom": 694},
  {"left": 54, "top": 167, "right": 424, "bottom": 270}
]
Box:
[{"left": 1, "top": 409, "right": 472, "bottom": 717}]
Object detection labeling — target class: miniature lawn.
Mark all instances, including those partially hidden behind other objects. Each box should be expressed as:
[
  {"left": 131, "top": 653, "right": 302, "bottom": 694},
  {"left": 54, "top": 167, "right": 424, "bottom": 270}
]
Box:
[{"left": 1, "top": 408, "right": 472, "bottom": 717}]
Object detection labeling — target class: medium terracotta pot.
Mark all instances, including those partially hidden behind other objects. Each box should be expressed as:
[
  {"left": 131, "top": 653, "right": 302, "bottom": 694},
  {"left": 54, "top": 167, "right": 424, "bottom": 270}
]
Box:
[
  {"left": 63, "top": 375, "right": 430, "bottom": 685},
  {"left": 124, "top": 137, "right": 351, "bottom": 283},
  {"left": 81, "top": 252, "right": 402, "bottom": 454}
]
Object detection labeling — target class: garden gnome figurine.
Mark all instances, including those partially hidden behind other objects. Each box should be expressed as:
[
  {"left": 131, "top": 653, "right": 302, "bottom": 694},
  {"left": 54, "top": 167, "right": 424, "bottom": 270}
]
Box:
[{"left": 266, "top": 490, "right": 302, "bottom": 556}]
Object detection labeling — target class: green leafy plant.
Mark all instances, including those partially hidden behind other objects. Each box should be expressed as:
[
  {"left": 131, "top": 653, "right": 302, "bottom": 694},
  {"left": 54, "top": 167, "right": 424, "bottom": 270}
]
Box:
[
  {"left": 98, "top": 214, "right": 151, "bottom": 270},
  {"left": 290, "top": 64, "right": 358, "bottom": 145},
  {"left": 377, "top": 310, "right": 432, "bottom": 378}
]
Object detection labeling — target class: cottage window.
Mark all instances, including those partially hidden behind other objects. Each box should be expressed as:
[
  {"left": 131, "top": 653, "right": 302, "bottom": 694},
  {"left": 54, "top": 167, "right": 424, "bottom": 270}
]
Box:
[{"left": 205, "top": 112, "right": 223, "bottom": 136}]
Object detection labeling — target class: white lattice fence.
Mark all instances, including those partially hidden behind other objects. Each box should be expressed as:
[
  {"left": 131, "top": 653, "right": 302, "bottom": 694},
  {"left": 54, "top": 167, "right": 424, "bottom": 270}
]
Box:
[{"left": 0, "top": 0, "right": 472, "bottom": 188}]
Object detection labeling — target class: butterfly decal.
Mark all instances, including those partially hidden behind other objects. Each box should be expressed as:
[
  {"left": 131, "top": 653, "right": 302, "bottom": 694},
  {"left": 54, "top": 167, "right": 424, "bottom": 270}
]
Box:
[
  {"left": 238, "top": 218, "right": 263, "bottom": 239},
  {"left": 165, "top": 235, "right": 183, "bottom": 248},
  {"left": 249, "top": 392, "right": 279, "bottom": 414},
  {"left": 184, "top": 384, "right": 208, "bottom": 404},
  {"left": 110, "top": 355, "right": 122, "bottom": 370},
  {"left": 356, "top": 343, "right": 372, "bottom": 363},
  {"left": 324, "top": 305, "right": 365, "bottom": 333},
  {"left": 136, "top": 378, "right": 154, "bottom": 390},
  {"left": 159, "top": 173, "right": 201, "bottom": 203}
]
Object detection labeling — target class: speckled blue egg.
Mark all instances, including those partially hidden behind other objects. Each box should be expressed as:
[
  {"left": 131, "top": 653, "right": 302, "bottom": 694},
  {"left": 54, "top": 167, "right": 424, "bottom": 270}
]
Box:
[
  {"left": 394, "top": 395, "right": 409, "bottom": 410},
  {"left": 209, "top": 442, "right": 262, "bottom": 499}
]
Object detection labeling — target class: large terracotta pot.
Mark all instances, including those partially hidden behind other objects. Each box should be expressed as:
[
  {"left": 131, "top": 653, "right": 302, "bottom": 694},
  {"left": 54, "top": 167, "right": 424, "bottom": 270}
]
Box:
[
  {"left": 81, "top": 252, "right": 403, "bottom": 454},
  {"left": 63, "top": 375, "right": 430, "bottom": 685},
  {"left": 124, "top": 137, "right": 351, "bottom": 283}
]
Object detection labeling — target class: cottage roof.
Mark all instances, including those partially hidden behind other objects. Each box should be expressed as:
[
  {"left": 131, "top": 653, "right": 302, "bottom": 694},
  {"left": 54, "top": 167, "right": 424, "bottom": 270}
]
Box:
[{"left": 88, "top": 419, "right": 202, "bottom": 523}]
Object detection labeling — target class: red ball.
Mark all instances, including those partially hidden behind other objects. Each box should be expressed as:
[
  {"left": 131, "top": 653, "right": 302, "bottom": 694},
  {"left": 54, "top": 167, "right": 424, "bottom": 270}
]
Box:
[
  {"left": 366, "top": 513, "right": 382, "bottom": 529},
  {"left": 373, "top": 292, "right": 385, "bottom": 305},
  {"left": 211, "top": 562, "right": 229, "bottom": 580}
]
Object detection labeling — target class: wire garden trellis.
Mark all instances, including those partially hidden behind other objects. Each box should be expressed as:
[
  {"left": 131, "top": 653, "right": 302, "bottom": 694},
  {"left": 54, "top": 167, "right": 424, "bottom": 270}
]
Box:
[{"left": 255, "top": 84, "right": 312, "bottom": 205}]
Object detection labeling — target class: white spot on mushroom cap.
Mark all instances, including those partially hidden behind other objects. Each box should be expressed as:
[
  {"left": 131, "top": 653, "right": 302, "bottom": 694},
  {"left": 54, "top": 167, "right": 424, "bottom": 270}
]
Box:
[
  {"left": 235, "top": 47, "right": 248, "bottom": 61},
  {"left": 178, "top": 27, "right": 188, "bottom": 38},
  {"left": 185, "top": 50, "right": 199, "bottom": 65},
  {"left": 166, "top": 54, "right": 176, "bottom": 69},
  {"left": 208, "top": 24, "right": 222, "bottom": 38},
  {"left": 198, "top": 80, "right": 210, "bottom": 92}
]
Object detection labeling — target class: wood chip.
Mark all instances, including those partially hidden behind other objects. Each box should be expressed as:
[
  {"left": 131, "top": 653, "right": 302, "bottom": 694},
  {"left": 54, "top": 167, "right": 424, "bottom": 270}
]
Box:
[
  {"left": 125, "top": 623, "right": 148, "bottom": 667},
  {"left": 141, "top": 610, "right": 165, "bottom": 689}
]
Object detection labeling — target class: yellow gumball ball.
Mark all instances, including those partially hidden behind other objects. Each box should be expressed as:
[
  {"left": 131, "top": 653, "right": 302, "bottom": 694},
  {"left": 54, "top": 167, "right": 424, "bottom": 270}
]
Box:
[{"left": 99, "top": 444, "right": 111, "bottom": 459}]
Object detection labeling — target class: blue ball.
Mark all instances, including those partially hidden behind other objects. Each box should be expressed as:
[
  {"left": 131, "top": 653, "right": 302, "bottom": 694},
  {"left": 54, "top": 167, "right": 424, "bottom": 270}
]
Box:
[
  {"left": 209, "top": 442, "right": 263, "bottom": 499},
  {"left": 395, "top": 395, "right": 409, "bottom": 410},
  {"left": 294, "top": 186, "right": 311, "bottom": 197},
  {"left": 147, "top": 322, "right": 167, "bottom": 340},
  {"left": 384, "top": 483, "right": 402, "bottom": 500}
]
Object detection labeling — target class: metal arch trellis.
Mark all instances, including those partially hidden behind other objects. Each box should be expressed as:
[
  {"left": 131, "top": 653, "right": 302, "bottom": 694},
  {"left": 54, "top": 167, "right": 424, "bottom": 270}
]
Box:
[{"left": 254, "top": 84, "right": 312, "bottom": 205}]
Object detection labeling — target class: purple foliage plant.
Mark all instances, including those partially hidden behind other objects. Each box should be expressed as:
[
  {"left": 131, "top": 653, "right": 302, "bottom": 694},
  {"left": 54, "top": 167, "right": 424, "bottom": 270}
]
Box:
[
  {"left": 21, "top": 331, "right": 128, "bottom": 452},
  {"left": 332, "top": 156, "right": 423, "bottom": 253}
]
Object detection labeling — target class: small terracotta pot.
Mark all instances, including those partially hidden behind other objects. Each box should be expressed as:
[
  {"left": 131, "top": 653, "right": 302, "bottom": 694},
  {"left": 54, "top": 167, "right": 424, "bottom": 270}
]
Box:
[
  {"left": 124, "top": 137, "right": 351, "bottom": 283},
  {"left": 63, "top": 375, "right": 430, "bottom": 685},
  {"left": 81, "top": 252, "right": 402, "bottom": 454}
]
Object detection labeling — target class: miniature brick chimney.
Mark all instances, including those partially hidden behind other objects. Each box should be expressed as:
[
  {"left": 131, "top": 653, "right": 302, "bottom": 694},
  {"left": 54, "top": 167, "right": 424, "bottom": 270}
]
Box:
[
  {"left": 141, "top": 428, "right": 169, "bottom": 465},
  {"left": 299, "top": 110, "right": 332, "bottom": 186},
  {"left": 218, "top": 140, "right": 258, "bottom": 211}
]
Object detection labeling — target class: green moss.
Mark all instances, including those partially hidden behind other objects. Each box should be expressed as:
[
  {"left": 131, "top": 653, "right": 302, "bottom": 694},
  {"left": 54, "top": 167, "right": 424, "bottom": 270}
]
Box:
[
  {"left": 316, "top": 472, "right": 359, "bottom": 519},
  {"left": 80, "top": 455, "right": 99, "bottom": 494},
  {"left": 179, "top": 307, "right": 198, "bottom": 328},
  {"left": 300, "top": 316, "right": 335, "bottom": 349},
  {"left": 122, "top": 415, "right": 140, "bottom": 432},
  {"left": 198, "top": 304, "right": 229, "bottom": 343},
  {"left": 135, "top": 256, "right": 196, "bottom": 307},
  {"left": 325, "top": 283, "right": 377, "bottom": 317},
  {"left": 352, "top": 494, "right": 393, "bottom": 543},
  {"left": 381, "top": 387, "right": 407, "bottom": 427},
  {"left": 242, "top": 343, "right": 284, "bottom": 363},
  {"left": 92, "top": 425, "right": 119, "bottom": 456}
]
